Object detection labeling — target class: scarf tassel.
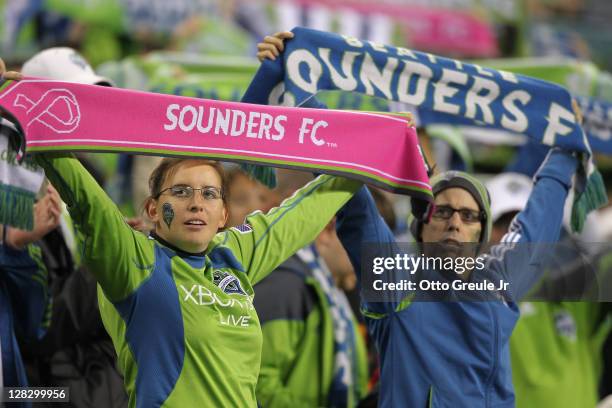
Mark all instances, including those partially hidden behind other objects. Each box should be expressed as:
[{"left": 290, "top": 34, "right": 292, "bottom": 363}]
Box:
[{"left": 0, "top": 183, "right": 35, "bottom": 231}]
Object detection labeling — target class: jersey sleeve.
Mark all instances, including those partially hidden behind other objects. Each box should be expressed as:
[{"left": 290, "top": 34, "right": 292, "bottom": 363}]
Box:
[
  {"left": 36, "top": 153, "right": 155, "bottom": 302},
  {"left": 217, "top": 174, "right": 361, "bottom": 285},
  {"left": 484, "top": 149, "right": 578, "bottom": 302},
  {"left": 336, "top": 185, "right": 406, "bottom": 315}
]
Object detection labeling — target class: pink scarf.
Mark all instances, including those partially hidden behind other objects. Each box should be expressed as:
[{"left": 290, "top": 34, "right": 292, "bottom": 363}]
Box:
[{"left": 0, "top": 78, "right": 432, "bottom": 205}]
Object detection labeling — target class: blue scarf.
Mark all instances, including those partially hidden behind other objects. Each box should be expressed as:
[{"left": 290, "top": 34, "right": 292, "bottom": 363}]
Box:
[
  {"left": 296, "top": 245, "right": 360, "bottom": 408},
  {"left": 242, "top": 26, "right": 607, "bottom": 232}
]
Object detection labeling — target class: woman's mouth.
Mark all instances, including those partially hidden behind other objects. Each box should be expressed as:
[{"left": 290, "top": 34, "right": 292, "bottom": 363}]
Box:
[{"left": 184, "top": 219, "right": 207, "bottom": 228}]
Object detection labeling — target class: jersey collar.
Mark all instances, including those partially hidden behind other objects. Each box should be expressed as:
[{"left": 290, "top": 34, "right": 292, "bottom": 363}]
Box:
[{"left": 150, "top": 231, "right": 207, "bottom": 258}]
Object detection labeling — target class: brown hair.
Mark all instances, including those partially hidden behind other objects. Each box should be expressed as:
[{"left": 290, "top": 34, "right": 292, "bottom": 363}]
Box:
[{"left": 142, "top": 158, "right": 228, "bottom": 215}]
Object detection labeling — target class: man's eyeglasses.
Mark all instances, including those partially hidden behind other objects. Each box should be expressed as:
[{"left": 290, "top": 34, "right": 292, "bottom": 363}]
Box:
[
  {"left": 156, "top": 185, "right": 224, "bottom": 201},
  {"left": 432, "top": 205, "right": 483, "bottom": 223}
]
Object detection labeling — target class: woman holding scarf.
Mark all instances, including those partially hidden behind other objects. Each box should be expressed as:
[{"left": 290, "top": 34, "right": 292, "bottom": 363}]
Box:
[{"left": 0, "top": 60, "right": 362, "bottom": 407}]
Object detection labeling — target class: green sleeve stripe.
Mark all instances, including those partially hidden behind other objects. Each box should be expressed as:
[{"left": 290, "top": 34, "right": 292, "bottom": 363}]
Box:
[
  {"left": 360, "top": 308, "right": 387, "bottom": 320},
  {"left": 361, "top": 294, "right": 414, "bottom": 320},
  {"left": 254, "top": 177, "right": 331, "bottom": 248},
  {"left": 395, "top": 294, "right": 414, "bottom": 313},
  {"left": 30, "top": 273, "right": 47, "bottom": 287},
  {"left": 33, "top": 270, "right": 47, "bottom": 282},
  {"left": 42, "top": 302, "right": 52, "bottom": 327},
  {"left": 27, "top": 245, "right": 47, "bottom": 276}
]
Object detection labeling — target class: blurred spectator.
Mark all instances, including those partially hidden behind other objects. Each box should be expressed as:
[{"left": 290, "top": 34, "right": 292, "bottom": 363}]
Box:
[
  {"left": 0, "top": 201, "right": 55, "bottom": 398},
  {"left": 226, "top": 166, "right": 268, "bottom": 228},
  {"left": 253, "top": 169, "right": 369, "bottom": 407},
  {"left": 15, "top": 47, "right": 128, "bottom": 407},
  {"left": 1, "top": 183, "right": 58, "bottom": 401},
  {"left": 486, "top": 172, "right": 611, "bottom": 408},
  {"left": 1, "top": 101, "right": 53, "bottom": 403},
  {"left": 21, "top": 47, "right": 115, "bottom": 186}
]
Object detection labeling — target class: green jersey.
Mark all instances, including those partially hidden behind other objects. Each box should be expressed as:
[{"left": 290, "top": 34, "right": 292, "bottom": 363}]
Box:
[
  {"left": 511, "top": 301, "right": 611, "bottom": 408},
  {"left": 38, "top": 153, "right": 360, "bottom": 407}
]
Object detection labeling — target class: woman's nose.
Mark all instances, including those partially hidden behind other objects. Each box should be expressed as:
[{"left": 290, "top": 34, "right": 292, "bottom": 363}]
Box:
[{"left": 188, "top": 194, "right": 205, "bottom": 211}]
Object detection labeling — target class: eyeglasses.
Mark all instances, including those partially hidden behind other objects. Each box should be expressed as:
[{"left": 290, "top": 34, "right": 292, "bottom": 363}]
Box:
[
  {"left": 432, "top": 205, "right": 483, "bottom": 223},
  {"left": 156, "top": 185, "right": 224, "bottom": 201}
]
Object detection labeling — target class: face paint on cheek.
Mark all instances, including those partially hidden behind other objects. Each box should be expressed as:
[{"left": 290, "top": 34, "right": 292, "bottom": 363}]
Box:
[{"left": 162, "top": 203, "right": 174, "bottom": 228}]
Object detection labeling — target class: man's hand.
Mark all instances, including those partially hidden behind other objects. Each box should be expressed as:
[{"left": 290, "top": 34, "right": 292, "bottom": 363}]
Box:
[
  {"left": 571, "top": 98, "right": 584, "bottom": 126},
  {"left": 6, "top": 185, "right": 62, "bottom": 249},
  {"left": 0, "top": 57, "right": 23, "bottom": 81},
  {"left": 256, "top": 31, "right": 294, "bottom": 62},
  {"left": 34, "top": 184, "right": 62, "bottom": 236}
]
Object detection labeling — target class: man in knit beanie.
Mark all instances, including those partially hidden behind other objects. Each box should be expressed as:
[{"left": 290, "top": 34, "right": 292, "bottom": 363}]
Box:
[
  {"left": 409, "top": 171, "right": 491, "bottom": 280},
  {"left": 336, "top": 148, "right": 579, "bottom": 407}
]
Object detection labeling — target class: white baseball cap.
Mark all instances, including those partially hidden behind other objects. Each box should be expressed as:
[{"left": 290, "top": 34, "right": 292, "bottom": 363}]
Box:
[
  {"left": 485, "top": 172, "right": 533, "bottom": 223},
  {"left": 22, "top": 47, "right": 114, "bottom": 86},
  {"left": 581, "top": 205, "right": 612, "bottom": 243}
]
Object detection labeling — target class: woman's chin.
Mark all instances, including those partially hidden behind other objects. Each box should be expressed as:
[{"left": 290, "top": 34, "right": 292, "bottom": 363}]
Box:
[{"left": 180, "top": 234, "right": 213, "bottom": 253}]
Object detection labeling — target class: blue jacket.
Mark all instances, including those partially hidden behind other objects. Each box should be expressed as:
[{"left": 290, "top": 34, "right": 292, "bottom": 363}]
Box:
[
  {"left": 1, "top": 242, "right": 50, "bottom": 393},
  {"left": 336, "top": 149, "right": 578, "bottom": 407}
]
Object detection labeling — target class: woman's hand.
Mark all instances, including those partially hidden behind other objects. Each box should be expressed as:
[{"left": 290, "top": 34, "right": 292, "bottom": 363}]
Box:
[
  {"left": 0, "top": 57, "right": 23, "bottom": 81},
  {"left": 256, "top": 31, "right": 294, "bottom": 62}
]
